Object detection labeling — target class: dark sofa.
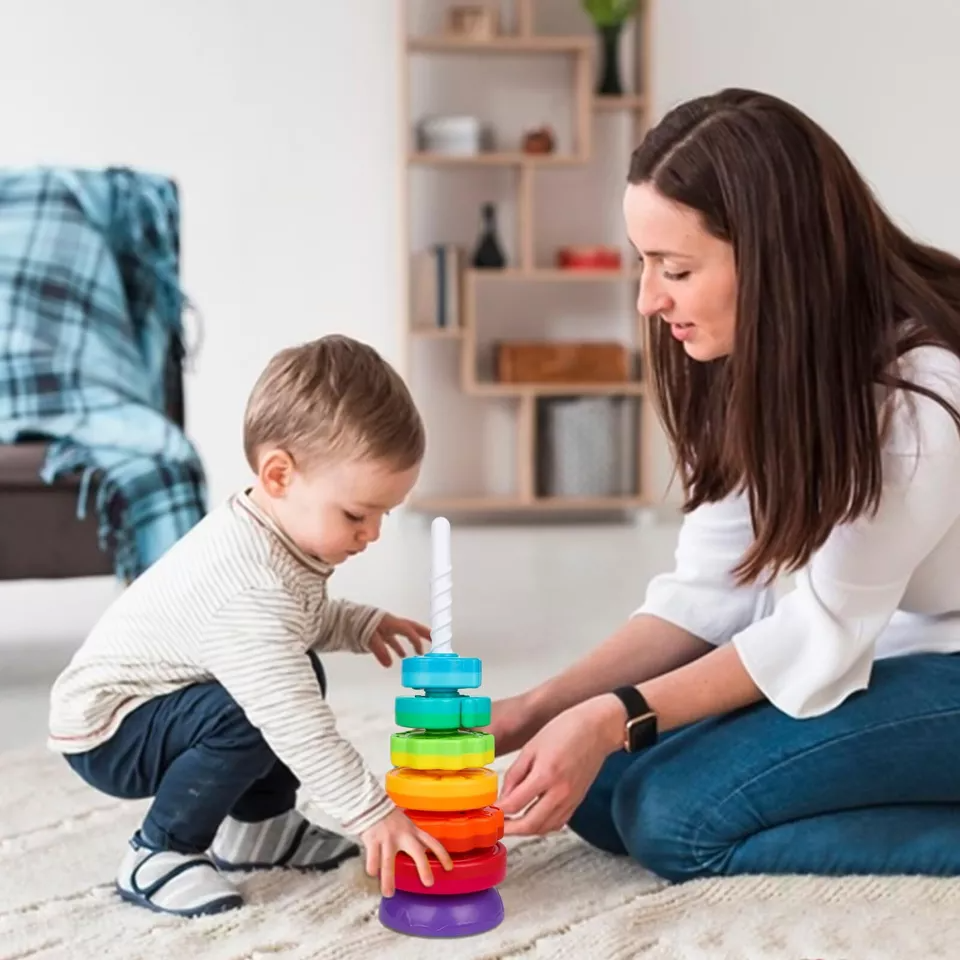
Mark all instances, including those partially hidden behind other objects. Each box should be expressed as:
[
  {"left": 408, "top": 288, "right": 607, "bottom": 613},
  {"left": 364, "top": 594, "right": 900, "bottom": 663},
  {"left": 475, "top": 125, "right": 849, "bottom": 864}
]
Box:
[{"left": 0, "top": 340, "right": 186, "bottom": 581}]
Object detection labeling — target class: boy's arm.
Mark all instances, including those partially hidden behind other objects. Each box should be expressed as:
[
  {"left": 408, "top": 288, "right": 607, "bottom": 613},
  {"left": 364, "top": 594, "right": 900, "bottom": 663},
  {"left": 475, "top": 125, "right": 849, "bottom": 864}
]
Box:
[
  {"left": 316, "top": 596, "right": 386, "bottom": 653},
  {"left": 206, "top": 587, "right": 394, "bottom": 835}
]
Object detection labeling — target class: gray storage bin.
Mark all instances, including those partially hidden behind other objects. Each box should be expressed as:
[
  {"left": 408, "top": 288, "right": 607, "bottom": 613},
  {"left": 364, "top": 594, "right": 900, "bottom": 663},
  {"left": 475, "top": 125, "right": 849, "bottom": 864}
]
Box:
[{"left": 537, "top": 397, "right": 636, "bottom": 497}]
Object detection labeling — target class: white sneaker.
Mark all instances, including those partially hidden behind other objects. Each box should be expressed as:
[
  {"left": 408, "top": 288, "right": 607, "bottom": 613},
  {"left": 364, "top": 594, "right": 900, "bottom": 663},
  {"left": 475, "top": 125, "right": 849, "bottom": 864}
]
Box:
[
  {"left": 116, "top": 833, "right": 244, "bottom": 917},
  {"left": 210, "top": 809, "right": 360, "bottom": 872}
]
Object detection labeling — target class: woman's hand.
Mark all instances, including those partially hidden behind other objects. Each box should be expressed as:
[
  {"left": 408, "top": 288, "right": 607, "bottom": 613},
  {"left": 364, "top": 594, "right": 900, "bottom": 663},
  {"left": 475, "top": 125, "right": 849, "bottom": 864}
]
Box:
[
  {"left": 368, "top": 614, "right": 430, "bottom": 667},
  {"left": 497, "top": 694, "right": 625, "bottom": 836},
  {"left": 485, "top": 692, "right": 550, "bottom": 757}
]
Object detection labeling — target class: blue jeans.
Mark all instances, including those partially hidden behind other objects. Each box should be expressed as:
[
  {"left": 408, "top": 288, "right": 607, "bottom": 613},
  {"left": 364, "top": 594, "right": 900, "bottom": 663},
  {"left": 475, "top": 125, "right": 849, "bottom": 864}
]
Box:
[
  {"left": 568, "top": 652, "right": 960, "bottom": 879},
  {"left": 65, "top": 653, "right": 327, "bottom": 854}
]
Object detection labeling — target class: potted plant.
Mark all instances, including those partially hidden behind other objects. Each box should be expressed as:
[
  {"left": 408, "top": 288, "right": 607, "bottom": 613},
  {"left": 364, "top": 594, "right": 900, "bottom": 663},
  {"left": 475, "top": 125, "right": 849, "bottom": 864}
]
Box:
[{"left": 581, "top": 0, "right": 639, "bottom": 97}]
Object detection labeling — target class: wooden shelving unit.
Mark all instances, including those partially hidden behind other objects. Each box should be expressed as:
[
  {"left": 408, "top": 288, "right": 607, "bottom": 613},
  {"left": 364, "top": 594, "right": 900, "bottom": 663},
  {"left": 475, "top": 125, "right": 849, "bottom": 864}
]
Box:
[{"left": 400, "top": 0, "right": 655, "bottom": 518}]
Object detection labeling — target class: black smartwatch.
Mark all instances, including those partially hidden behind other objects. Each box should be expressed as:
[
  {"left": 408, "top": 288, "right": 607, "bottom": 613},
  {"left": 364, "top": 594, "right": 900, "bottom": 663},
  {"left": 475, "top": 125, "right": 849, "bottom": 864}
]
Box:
[{"left": 611, "top": 686, "right": 658, "bottom": 752}]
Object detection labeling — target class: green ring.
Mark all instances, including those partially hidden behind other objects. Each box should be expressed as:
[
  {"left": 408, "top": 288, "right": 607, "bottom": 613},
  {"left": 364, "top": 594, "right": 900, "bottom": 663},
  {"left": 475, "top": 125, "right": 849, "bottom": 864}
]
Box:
[{"left": 390, "top": 730, "right": 495, "bottom": 767}]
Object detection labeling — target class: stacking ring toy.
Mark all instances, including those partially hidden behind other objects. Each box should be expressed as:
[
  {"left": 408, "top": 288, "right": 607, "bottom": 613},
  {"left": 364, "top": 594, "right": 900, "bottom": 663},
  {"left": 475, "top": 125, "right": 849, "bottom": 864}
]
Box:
[
  {"left": 390, "top": 731, "right": 494, "bottom": 770},
  {"left": 385, "top": 767, "right": 498, "bottom": 812},
  {"left": 394, "top": 694, "right": 491, "bottom": 730},
  {"left": 395, "top": 843, "right": 507, "bottom": 896},
  {"left": 405, "top": 807, "right": 504, "bottom": 854},
  {"left": 379, "top": 889, "right": 504, "bottom": 938},
  {"left": 401, "top": 653, "right": 482, "bottom": 691},
  {"left": 378, "top": 517, "right": 506, "bottom": 939}
]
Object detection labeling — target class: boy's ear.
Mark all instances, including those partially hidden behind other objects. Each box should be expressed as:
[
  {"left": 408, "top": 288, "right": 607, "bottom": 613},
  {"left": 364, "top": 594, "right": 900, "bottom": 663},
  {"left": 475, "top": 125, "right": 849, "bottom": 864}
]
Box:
[{"left": 259, "top": 448, "right": 295, "bottom": 497}]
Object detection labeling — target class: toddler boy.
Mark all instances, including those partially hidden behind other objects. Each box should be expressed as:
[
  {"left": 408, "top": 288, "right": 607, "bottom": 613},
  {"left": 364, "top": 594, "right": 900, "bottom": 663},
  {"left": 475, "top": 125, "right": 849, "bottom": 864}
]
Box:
[{"left": 48, "top": 334, "right": 452, "bottom": 917}]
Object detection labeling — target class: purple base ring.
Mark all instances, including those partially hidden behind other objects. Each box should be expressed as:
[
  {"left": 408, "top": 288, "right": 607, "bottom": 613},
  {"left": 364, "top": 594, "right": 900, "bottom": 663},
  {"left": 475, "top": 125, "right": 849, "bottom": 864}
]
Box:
[{"left": 378, "top": 887, "right": 504, "bottom": 938}]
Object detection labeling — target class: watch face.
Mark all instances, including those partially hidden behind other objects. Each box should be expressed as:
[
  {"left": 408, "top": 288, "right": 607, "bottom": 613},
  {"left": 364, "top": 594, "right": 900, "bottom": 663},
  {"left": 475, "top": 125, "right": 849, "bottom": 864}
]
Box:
[{"left": 626, "top": 714, "right": 656, "bottom": 751}]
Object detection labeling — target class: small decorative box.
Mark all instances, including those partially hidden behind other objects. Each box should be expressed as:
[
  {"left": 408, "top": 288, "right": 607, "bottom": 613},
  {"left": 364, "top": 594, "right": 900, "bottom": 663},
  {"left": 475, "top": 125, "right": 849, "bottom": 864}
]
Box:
[{"left": 418, "top": 115, "right": 483, "bottom": 156}]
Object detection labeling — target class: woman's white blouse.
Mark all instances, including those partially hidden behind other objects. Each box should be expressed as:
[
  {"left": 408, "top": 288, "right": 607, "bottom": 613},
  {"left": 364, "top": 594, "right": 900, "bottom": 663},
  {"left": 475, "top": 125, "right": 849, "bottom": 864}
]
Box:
[{"left": 634, "top": 346, "right": 960, "bottom": 718}]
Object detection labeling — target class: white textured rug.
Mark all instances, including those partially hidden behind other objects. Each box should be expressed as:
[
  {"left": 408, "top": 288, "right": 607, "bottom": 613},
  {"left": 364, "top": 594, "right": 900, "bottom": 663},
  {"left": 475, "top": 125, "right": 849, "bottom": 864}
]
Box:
[{"left": 2, "top": 703, "right": 959, "bottom": 960}]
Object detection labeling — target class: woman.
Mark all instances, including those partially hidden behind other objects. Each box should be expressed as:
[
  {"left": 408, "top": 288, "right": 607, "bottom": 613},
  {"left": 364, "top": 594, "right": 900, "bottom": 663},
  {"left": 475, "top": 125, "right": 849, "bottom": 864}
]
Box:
[{"left": 489, "top": 87, "right": 960, "bottom": 880}]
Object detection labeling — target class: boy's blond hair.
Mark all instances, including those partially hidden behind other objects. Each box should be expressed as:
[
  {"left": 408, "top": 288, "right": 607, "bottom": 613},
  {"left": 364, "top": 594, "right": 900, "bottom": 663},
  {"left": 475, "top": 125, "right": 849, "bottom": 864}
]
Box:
[{"left": 243, "top": 335, "right": 425, "bottom": 472}]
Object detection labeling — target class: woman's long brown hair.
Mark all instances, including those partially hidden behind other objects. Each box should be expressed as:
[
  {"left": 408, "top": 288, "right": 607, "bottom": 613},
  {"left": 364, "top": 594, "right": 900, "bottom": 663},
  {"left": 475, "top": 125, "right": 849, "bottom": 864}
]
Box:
[{"left": 630, "top": 88, "right": 960, "bottom": 585}]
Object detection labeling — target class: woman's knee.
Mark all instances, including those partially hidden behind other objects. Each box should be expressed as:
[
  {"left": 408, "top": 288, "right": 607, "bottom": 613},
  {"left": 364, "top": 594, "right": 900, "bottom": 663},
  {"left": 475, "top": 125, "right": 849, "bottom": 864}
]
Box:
[
  {"left": 611, "top": 762, "right": 732, "bottom": 882},
  {"left": 568, "top": 785, "right": 628, "bottom": 857}
]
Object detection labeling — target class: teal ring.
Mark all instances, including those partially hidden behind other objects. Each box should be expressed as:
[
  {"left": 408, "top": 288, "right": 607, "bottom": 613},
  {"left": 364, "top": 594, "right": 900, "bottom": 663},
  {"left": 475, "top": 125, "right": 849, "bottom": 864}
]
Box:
[
  {"left": 401, "top": 654, "right": 482, "bottom": 692},
  {"left": 395, "top": 694, "right": 492, "bottom": 730}
]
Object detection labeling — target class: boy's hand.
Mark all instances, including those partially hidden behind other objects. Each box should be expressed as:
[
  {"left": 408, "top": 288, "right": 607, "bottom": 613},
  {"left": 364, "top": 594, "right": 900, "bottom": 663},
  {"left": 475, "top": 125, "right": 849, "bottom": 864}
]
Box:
[
  {"left": 369, "top": 613, "right": 430, "bottom": 667},
  {"left": 361, "top": 807, "right": 454, "bottom": 896}
]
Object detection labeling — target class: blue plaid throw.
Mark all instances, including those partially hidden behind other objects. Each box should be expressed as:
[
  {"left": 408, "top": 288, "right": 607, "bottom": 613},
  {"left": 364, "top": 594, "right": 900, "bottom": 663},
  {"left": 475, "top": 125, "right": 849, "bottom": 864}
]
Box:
[{"left": 0, "top": 167, "right": 207, "bottom": 581}]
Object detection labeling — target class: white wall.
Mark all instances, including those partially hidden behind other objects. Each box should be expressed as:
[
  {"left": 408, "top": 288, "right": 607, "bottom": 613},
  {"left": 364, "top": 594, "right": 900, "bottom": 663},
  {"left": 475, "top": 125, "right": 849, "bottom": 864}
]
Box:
[
  {"left": 1, "top": 0, "right": 959, "bottom": 644},
  {"left": 653, "top": 0, "right": 960, "bottom": 252}
]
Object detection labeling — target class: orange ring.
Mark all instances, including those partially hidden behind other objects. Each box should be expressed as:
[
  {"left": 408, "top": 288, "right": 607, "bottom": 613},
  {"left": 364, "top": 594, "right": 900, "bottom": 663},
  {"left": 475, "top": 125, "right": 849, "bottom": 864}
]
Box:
[
  {"left": 405, "top": 807, "right": 504, "bottom": 853},
  {"left": 385, "top": 767, "right": 498, "bottom": 812}
]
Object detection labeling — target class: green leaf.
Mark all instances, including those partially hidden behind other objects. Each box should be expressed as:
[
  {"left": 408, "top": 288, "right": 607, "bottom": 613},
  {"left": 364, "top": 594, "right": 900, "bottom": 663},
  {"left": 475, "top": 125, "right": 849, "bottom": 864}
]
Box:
[{"left": 581, "top": 0, "right": 639, "bottom": 27}]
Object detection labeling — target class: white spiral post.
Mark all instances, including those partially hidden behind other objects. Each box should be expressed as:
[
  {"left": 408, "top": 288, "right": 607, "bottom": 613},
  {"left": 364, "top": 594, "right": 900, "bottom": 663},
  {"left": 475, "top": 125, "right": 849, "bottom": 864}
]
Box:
[{"left": 430, "top": 516, "right": 453, "bottom": 655}]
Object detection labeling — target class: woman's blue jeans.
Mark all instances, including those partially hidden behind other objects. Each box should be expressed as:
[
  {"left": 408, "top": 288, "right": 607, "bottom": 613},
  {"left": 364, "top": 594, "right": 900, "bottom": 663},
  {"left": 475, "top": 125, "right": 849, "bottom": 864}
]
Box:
[{"left": 567, "top": 652, "right": 960, "bottom": 880}]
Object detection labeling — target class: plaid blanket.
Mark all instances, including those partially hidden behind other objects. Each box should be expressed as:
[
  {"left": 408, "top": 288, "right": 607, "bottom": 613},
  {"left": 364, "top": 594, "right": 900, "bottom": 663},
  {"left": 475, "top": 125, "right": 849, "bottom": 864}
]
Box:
[{"left": 0, "top": 167, "right": 207, "bottom": 581}]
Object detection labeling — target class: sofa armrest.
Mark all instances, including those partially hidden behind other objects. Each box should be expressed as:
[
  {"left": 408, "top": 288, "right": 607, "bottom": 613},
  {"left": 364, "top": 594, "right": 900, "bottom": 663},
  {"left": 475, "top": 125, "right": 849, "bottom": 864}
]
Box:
[{"left": 0, "top": 443, "right": 86, "bottom": 489}]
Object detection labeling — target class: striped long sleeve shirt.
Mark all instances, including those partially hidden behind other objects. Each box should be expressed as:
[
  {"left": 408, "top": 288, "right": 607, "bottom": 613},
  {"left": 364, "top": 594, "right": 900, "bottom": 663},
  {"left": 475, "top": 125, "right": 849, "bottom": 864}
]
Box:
[{"left": 48, "top": 491, "right": 396, "bottom": 835}]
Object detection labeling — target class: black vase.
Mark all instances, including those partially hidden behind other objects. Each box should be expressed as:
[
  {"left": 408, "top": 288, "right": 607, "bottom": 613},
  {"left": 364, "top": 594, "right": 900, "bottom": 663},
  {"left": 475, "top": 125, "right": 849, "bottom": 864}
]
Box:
[
  {"left": 472, "top": 202, "right": 506, "bottom": 269},
  {"left": 596, "top": 24, "right": 624, "bottom": 97}
]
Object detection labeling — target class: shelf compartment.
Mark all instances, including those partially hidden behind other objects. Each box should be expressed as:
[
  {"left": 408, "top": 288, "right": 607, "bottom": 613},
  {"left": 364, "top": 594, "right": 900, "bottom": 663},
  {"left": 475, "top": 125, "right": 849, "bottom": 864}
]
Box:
[{"left": 536, "top": 394, "right": 639, "bottom": 501}]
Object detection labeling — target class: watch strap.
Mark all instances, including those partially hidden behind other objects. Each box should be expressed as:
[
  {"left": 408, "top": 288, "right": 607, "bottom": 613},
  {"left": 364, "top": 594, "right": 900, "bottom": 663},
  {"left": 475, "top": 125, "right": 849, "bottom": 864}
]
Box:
[{"left": 611, "top": 685, "right": 658, "bottom": 751}]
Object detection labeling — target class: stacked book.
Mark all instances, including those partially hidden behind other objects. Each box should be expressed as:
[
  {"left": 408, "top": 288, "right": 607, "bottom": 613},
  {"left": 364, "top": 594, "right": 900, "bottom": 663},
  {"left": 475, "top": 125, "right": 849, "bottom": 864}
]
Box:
[{"left": 410, "top": 244, "right": 465, "bottom": 330}]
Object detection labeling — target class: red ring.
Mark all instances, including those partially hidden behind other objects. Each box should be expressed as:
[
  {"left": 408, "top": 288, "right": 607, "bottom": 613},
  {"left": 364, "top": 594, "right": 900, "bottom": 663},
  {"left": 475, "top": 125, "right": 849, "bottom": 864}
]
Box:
[{"left": 394, "top": 842, "right": 507, "bottom": 896}]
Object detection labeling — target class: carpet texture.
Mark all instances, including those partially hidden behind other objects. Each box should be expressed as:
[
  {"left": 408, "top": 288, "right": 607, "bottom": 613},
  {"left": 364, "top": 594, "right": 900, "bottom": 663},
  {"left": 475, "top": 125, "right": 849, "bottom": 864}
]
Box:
[{"left": 2, "top": 703, "right": 958, "bottom": 960}]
